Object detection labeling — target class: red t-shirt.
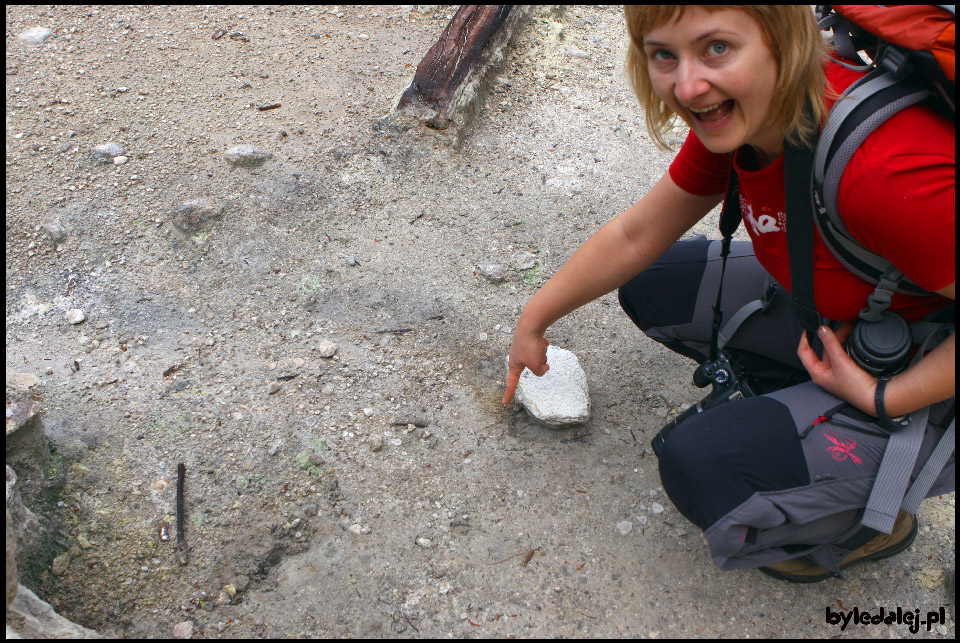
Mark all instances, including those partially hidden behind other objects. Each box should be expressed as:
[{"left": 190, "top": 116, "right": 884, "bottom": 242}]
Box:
[{"left": 669, "top": 61, "right": 955, "bottom": 322}]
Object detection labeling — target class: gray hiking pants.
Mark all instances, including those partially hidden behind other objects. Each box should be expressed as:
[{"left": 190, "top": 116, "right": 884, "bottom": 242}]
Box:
[{"left": 618, "top": 236, "right": 955, "bottom": 574}]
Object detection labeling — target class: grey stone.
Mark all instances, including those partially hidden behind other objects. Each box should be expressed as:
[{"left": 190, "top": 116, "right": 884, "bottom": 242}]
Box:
[
  {"left": 512, "top": 251, "right": 537, "bottom": 270},
  {"left": 5, "top": 385, "right": 48, "bottom": 469},
  {"left": 91, "top": 142, "right": 125, "bottom": 163},
  {"left": 477, "top": 261, "right": 507, "bottom": 283},
  {"left": 173, "top": 621, "right": 194, "bottom": 639},
  {"left": 66, "top": 309, "right": 86, "bottom": 325},
  {"left": 225, "top": 145, "right": 272, "bottom": 168},
  {"left": 7, "top": 585, "right": 101, "bottom": 638},
  {"left": 6, "top": 467, "right": 43, "bottom": 583},
  {"left": 170, "top": 199, "right": 224, "bottom": 236},
  {"left": 563, "top": 45, "right": 591, "bottom": 59},
  {"left": 42, "top": 214, "right": 67, "bottom": 243},
  {"left": 6, "top": 509, "right": 17, "bottom": 614},
  {"left": 317, "top": 339, "right": 337, "bottom": 358},
  {"left": 51, "top": 552, "right": 70, "bottom": 576},
  {"left": 507, "top": 345, "right": 590, "bottom": 426}
]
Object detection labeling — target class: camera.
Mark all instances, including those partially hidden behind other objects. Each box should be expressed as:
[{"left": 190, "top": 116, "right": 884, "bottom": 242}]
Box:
[{"left": 651, "top": 350, "right": 761, "bottom": 456}]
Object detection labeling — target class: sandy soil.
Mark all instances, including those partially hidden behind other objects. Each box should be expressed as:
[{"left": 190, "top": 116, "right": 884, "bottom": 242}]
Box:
[{"left": 5, "top": 5, "right": 954, "bottom": 638}]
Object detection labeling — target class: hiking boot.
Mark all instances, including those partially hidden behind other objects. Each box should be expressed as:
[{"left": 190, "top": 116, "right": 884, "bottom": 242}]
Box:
[{"left": 759, "top": 510, "right": 919, "bottom": 583}]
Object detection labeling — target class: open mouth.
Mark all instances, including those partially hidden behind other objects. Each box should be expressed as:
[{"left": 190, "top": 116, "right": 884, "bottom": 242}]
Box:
[{"left": 689, "top": 99, "right": 734, "bottom": 124}]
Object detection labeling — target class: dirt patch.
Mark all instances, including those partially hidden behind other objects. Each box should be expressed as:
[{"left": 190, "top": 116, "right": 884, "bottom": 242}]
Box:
[{"left": 5, "top": 5, "right": 954, "bottom": 638}]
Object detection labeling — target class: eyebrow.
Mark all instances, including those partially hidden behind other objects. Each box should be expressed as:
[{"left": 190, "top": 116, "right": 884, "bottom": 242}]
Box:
[{"left": 644, "top": 29, "right": 736, "bottom": 48}]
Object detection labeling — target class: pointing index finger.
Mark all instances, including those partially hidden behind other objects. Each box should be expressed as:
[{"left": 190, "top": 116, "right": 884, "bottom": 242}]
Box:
[{"left": 503, "top": 364, "right": 522, "bottom": 405}]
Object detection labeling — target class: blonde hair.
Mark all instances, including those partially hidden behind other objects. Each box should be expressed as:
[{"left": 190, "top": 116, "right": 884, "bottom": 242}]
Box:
[{"left": 624, "top": 5, "right": 830, "bottom": 151}]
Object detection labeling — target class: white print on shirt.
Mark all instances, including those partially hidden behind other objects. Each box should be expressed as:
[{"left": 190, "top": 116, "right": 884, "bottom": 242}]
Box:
[{"left": 741, "top": 194, "right": 785, "bottom": 235}]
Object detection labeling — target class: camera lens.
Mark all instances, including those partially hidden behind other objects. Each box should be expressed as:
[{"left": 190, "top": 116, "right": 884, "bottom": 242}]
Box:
[{"left": 847, "top": 312, "right": 911, "bottom": 377}]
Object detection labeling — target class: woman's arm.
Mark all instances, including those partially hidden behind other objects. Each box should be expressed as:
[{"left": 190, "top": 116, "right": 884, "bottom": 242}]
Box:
[
  {"left": 503, "top": 172, "right": 723, "bottom": 404},
  {"left": 798, "top": 282, "right": 956, "bottom": 416}
]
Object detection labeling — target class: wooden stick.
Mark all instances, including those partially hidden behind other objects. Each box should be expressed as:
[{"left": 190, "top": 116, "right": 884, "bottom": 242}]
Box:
[
  {"left": 176, "top": 463, "right": 188, "bottom": 564},
  {"left": 397, "top": 5, "right": 513, "bottom": 129}
]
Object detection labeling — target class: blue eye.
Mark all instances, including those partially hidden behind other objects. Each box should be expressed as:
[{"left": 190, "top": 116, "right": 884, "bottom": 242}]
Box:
[
  {"left": 708, "top": 42, "right": 728, "bottom": 55},
  {"left": 651, "top": 49, "right": 674, "bottom": 61}
]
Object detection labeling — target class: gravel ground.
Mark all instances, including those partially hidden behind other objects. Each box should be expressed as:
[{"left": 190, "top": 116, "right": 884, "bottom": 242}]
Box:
[{"left": 5, "top": 5, "right": 954, "bottom": 638}]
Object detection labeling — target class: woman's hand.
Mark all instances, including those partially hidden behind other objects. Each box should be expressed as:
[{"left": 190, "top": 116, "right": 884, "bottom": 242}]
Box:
[
  {"left": 503, "top": 329, "right": 550, "bottom": 405},
  {"left": 797, "top": 323, "right": 879, "bottom": 415}
]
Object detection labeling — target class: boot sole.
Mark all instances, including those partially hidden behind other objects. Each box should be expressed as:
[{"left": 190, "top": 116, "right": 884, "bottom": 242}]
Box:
[{"left": 758, "top": 516, "right": 919, "bottom": 584}]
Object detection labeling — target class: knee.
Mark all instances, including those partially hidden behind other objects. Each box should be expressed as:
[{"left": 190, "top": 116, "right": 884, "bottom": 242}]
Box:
[
  {"left": 618, "top": 235, "right": 711, "bottom": 332},
  {"left": 618, "top": 272, "right": 658, "bottom": 331},
  {"left": 656, "top": 420, "right": 720, "bottom": 529}
]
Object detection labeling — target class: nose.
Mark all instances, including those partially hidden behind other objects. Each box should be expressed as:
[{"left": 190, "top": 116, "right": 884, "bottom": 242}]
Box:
[{"left": 673, "top": 56, "right": 710, "bottom": 106}]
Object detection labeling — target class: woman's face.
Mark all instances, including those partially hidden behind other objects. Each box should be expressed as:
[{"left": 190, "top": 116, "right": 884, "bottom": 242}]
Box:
[{"left": 644, "top": 7, "right": 781, "bottom": 162}]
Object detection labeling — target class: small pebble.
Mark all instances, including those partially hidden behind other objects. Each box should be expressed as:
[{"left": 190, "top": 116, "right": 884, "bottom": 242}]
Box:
[
  {"left": 513, "top": 251, "right": 537, "bottom": 270},
  {"left": 92, "top": 142, "right": 125, "bottom": 163},
  {"left": 173, "top": 621, "right": 194, "bottom": 639},
  {"left": 477, "top": 261, "right": 507, "bottom": 283},
  {"left": 317, "top": 339, "right": 337, "bottom": 358},
  {"left": 66, "top": 309, "right": 86, "bottom": 325},
  {"left": 225, "top": 144, "right": 272, "bottom": 168}
]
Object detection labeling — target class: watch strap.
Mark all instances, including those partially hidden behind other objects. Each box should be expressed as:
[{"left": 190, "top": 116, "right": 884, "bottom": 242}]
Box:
[{"left": 875, "top": 376, "right": 909, "bottom": 431}]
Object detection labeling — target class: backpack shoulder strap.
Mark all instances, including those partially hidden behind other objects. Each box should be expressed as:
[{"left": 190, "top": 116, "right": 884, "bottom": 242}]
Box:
[
  {"left": 814, "top": 67, "right": 935, "bottom": 296},
  {"left": 783, "top": 125, "right": 824, "bottom": 355}
]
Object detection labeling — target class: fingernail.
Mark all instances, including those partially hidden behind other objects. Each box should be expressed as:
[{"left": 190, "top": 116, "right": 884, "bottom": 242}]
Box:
[{"left": 818, "top": 326, "right": 827, "bottom": 337}]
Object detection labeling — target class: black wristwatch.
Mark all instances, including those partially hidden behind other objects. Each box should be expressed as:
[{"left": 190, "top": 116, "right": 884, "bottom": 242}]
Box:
[{"left": 875, "top": 376, "right": 910, "bottom": 431}]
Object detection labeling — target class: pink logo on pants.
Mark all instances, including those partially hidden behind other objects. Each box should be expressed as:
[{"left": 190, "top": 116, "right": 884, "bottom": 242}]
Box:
[{"left": 822, "top": 429, "right": 863, "bottom": 465}]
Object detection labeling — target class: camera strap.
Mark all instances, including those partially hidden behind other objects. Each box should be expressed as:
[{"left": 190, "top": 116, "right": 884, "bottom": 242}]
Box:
[{"left": 711, "top": 167, "right": 743, "bottom": 361}]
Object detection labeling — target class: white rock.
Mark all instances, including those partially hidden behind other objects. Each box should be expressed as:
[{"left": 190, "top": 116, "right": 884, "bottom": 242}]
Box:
[
  {"left": 113, "top": 155, "right": 128, "bottom": 165},
  {"left": 616, "top": 520, "right": 633, "bottom": 535},
  {"left": 66, "top": 309, "right": 86, "bottom": 325},
  {"left": 651, "top": 502, "right": 665, "bottom": 514},
  {"left": 317, "top": 339, "right": 337, "bottom": 358},
  {"left": 507, "top": 345, "right": 590, "bottom": 426},
  {"left": 19, "top": 27, "right": 53, "bottom": 44}
]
